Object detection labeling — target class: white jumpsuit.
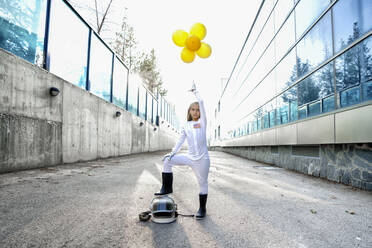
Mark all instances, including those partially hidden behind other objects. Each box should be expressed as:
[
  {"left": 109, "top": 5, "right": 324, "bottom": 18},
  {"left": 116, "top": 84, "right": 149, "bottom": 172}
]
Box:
[{"left": 163, "top": 91, "right": 210, "bottom": 195}]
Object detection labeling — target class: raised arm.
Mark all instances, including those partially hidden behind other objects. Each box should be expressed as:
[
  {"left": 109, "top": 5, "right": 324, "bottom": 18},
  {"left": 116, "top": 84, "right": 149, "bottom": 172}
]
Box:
[
  {"left": 191, "top": 83, "right": 207, "bottom": 125},
  {"left": 194, "top": 91, "right": 207, "bottom": 125}
]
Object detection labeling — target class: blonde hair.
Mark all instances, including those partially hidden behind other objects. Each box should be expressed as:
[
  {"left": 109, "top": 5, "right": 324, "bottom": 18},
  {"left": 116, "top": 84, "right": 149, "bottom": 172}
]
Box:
[{"left": 187, "top": 102, "right": 200, "bottom": 121}]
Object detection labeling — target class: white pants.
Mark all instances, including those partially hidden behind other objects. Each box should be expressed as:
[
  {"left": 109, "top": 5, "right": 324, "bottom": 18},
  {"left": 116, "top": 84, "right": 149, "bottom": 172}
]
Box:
[{"left": 163, "top": 154, "right": 210, "bottom": 195}]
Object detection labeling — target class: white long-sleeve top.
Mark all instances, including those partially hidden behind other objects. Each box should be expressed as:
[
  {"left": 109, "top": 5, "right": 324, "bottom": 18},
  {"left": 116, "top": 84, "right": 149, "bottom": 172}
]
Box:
[{"left": 171, "top": 91, "right": 209, "bottom": 160}]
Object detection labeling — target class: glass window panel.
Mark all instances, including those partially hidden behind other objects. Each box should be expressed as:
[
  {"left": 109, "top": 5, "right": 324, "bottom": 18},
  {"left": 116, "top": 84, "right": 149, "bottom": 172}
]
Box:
[
  {"left": 279, "top": 105, "right": 289, "bottom": 124},
  {"left": 147, "top": 93, "right": 152, "bottom": 122},
  {"left": 252, "top": 119, "right": 258, "bottom": 133},
  {"left": 245, "top": 123, "right": 249, "bottom": 135},
  {"left": 276, "top": 94, "right": 289, "bottom": 124},
  {"left": 250, "top": 0, "right": 275, "bottom": 51},
  {"left": 247, "top": 121, "right": 252, "bottom": 134},
  {"left": 164, "top": 101, "right": 167, "bottom": 119},
  {"left": 128, "top": 74, "right": 139, "bottom": 115},
  {"left": 362, "top": 80, "right": 372, "bottom": 101},
  {"left": 263, "top": 114, "right": 269, "bottom": 129},
  {"left": 275, "top": 48, "right": 297, "bottom": 93},
  {"left": 333, "top": 0, "right": 372, "bottom": 53},
  {"left": 334, "top": 39, "right": 371, "bottom": 91},
  {"left": 253, "top": 58, "right": 266, "bottom": 88},
  {"left": 255, "top": 14, "right": 275, "bottom": 65},
  {"left": 138, "top": 86, "right": 146, "bottom": 120},
  {"left": 230, "top": 1, "right": 275, "bottom": 106},
  {"left": 153, "top": 99, "right": 158, "bottom": 124},
  {"left": 168, "top": 103, "right": 170, "bottom": 122},
  {"left": 231, "top": 41, "right": 254, "bottom": 91},
  {"left": 317, "top": 61, "right": 334, "bottom": 98},
  {"left": 170, "top": 107, "right": 172, "bottom": 125},
  {"left": 364, "top": 38, "right": 372, "bottom": 83},
  {"left": 274, "top": 0, "right": 294, "bottom": 34},
  {"left": 0, "top": 0, "right": 47, "bottom": 65},
  {"left": 242, "top": 71, "right": 274, "bottom": 117},
  {"left": 264, "top": 98, "right": 276, "bottom": 128},
  {"left": 322, "top": 95, "right": 335, "bottom": 113},
  {"left": 297, "top": 11, "right": 332, "bottom": 78},
  {"left": 340, "top": 86, "right": 360, "bottom": 107},
  {"left": 257, "top": 119, "right": 262, "bottom": 131},
  {"left": 48, "top": 0, "right": 89, "bottom": 88},
  {"left": 237, "top": 87, "right": 258, "bottom": 117},
  {"left": 234, "top": 70, "right": 260, "bottom": 112},
  {"left": 281, "top": 84, "right": 298, "bottom": 123},
  {"left": 295, "top": 0, "right": 330, "bottom": 39},
  {"left": 169, "top": 105, "right": 171, "bottom": 123},
  {"left": 249, "top": 45, "right": 262, "bottom": 75},
  {"left": 160, "top": 98, "right": 163, "bottom": 117},
  {"left": 162, "top": 101, "right": 165, "bottom": 119},
  {"left": 298, "top": 61, "right": 334, "bottom": 108},
  {"left": 89, "top": 34, "right": 112, "bottom": 101},
  {"left": 112, "top": 58, "right": 128, "bottom": 109},
  {"left": 298, "top": 106, "right": 307, "bottom": 119},
  {"left": 308, "top": 101, "right": 321, "bottom": 116},
  {"left": 166, "top": 103, "right": 169, "bottom": 122},
  {"left": 269, "top": 110, "right": 276, "bottom": 127},
  {"left": 260, "top": 71, "right": 276, "bottom": 106},
  {"left": 290, "top": 98, "right": 298, "bottom": 122},
  {"left": 274, "top": 11, "right": 295, "bottom": 62},
  {"left": 232, "top": 90, "right": 243, "bottom": 112},
  {"left": 361, "top": 1, "right": 372, "bottom": 36},
  {"left": 262, "top": 42, "right": 276, "bottom": 79}
]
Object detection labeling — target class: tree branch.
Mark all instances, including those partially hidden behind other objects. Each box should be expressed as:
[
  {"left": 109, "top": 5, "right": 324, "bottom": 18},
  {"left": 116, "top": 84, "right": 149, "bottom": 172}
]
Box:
[
  {"left": 98, "top": 0, "right": 114, "bottom": 34},
  {"left": 94, "top": 0, "right": 100, "bottom": 33}
]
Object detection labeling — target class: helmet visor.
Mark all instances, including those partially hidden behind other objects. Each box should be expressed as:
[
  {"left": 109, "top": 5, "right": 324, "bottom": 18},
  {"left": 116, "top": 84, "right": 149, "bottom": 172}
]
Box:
[{"left": 152, "top": 211, "right": 174, "bottom": 218}]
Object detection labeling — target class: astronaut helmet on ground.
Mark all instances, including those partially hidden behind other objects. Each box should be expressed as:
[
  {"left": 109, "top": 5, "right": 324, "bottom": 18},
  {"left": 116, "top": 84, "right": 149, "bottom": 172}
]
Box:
[{"left": 150, "top": 195, "right": 177, "bottom": 224}]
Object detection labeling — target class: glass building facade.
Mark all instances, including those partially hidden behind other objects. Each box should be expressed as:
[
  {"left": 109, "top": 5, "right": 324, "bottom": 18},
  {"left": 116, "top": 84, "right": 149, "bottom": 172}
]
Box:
[
  {"left": 218, "top": 0, "right": 372, "bottom": 140},
  {"left": 0, "top": 0, "right": 179, "bottom": 129}
]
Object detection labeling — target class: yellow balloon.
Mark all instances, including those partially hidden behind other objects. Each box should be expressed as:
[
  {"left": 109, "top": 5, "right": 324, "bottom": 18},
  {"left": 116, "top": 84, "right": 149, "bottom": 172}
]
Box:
[
  {"left": 185, "top": 35, "right": 201, "bottom": 51},
  {"left": 172, "top": 30, "right": 188, "bottom": 47},
  {"left": 196, "top": 42, "right": 212, "bottom": 58},
  {"left": 190, "top": 23, "right": 206, "bottom": 40},
  {"left": 181, "top": 48, "right": 195, "bottom": 63}
]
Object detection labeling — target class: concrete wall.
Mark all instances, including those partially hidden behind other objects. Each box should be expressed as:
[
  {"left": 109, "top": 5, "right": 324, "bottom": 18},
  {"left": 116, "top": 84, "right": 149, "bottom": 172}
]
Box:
[
  {"left": 0, "top": 48, "right": 179, "bottom": 173},
  {"left": 211, "top": 144, "right": 372, "bottom": 191}
]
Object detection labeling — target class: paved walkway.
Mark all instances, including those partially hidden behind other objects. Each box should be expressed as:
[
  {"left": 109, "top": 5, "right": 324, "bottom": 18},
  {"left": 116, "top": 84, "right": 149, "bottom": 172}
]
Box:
[{"left": 0, "top": 151, "right": 371, "bottom": 248}]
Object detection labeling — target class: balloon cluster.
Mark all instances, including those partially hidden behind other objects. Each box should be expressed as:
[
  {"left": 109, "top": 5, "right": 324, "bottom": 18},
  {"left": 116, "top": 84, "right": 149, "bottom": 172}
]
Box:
[{"left": 172, "top": 23, "right": 212, "bottom": 63}]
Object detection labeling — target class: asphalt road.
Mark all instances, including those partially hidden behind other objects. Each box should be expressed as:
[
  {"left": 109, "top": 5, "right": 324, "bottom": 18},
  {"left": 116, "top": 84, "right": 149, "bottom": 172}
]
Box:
[{"left": 0, "top": 151, "right": 371, "bottom": 248}]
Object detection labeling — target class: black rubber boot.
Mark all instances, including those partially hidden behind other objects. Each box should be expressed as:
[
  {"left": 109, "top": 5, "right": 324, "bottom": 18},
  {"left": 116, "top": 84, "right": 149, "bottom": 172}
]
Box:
[
  {"left": 154, "top": 172, "right": 173, "bottom": 195},
  {"left": 196, "top": 194, "right": 207, "bottom": 219}
]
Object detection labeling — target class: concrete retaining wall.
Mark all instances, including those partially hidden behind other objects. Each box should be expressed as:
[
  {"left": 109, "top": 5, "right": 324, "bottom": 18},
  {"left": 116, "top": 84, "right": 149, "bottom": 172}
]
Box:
[
  {"left": 0, "top": 48, "right": 178, "bottom": 173},
  {"left": 211, "top": 144, "right": 372, "bottom": 191}
]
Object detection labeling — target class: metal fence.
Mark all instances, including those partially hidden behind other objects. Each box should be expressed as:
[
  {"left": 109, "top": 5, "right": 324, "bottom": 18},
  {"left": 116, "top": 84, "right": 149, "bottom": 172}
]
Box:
[{"left": 0, "top": 0, "right": 179, "bottom": 129}]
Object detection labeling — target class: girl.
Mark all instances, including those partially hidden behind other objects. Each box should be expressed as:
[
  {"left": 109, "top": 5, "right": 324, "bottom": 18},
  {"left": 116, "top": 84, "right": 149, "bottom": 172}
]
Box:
[{"left": 154, "top": 83, "right": 210, "bottom": 219}]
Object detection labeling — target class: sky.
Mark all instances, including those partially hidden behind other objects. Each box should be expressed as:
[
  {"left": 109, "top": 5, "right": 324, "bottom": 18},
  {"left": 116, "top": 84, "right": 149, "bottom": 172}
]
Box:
[
  {"left": 124, "top": 0, "right": 261, "bottom": 122},
  {"left": 71, "top": 0, "right": 262, "bottom": 123}
]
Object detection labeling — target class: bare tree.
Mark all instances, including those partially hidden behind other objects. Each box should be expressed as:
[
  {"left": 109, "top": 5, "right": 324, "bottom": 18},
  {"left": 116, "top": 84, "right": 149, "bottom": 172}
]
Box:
[
  {"left": 94, "top": 0, "right": 113, "bottom": 34},
  {"left": 67, "top": 0, "right": 116, "bottom": 35},
  {"left": 111, "top": 12, "right": 138, "bottom": 72},
  {"left": 137, "top": 49, "right": 167, "bottom": 96}
]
